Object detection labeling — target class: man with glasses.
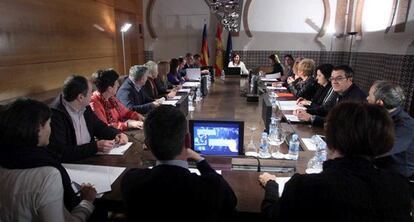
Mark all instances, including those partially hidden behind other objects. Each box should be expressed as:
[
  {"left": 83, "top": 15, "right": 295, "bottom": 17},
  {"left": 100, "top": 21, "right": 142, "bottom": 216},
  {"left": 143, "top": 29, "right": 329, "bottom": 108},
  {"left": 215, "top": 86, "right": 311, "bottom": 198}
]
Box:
[{"left": 294, "top": 65, "right": 366, "bottom": 127}]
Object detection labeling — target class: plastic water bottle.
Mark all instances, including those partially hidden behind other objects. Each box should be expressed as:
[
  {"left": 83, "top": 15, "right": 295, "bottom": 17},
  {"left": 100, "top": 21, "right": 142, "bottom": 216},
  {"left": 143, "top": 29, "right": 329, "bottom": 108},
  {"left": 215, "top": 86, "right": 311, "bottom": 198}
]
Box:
[
  {"left": 288, "top": 134, "right": 299, "bottom": 160},
  {"left": 259, "top": 132, "right": 271, "bottom": 158},
  {"left": 207, "top": 75, "right": 211, "bottom": 89},
  {"left": 306, "top": 137, "right": 327, "bottom": 173},
  {"left": 196, "top": 88, "right": 202, "bottom": 101},
  {"left": 221, "top": 70, "right": 225, "bottom": 80}
]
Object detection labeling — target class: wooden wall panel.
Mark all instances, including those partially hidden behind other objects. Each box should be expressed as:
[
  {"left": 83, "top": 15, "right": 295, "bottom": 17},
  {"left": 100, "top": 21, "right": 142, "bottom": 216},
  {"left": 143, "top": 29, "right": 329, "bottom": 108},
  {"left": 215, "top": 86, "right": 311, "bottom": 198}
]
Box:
[{"left": 0, "top": 0, "right": 144, "bottom": 101}]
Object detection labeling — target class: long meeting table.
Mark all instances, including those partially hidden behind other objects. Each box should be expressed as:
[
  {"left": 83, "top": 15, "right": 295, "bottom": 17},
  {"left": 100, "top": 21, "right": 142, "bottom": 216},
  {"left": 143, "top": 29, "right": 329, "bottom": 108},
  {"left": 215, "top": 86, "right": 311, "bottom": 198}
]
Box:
[{"left": 75, "top": 77, "right": 324, "bottom": 214}]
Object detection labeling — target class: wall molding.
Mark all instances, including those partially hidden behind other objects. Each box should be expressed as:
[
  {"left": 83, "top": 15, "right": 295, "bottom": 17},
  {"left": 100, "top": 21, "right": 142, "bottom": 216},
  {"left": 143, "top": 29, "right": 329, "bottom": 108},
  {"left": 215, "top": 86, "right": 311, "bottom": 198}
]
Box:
[
  {"left": 146, "top": 0, "right": 157, "bottom": 39},
  {"left": 243, "top": 0, "right": 253, "bottom": 37}
]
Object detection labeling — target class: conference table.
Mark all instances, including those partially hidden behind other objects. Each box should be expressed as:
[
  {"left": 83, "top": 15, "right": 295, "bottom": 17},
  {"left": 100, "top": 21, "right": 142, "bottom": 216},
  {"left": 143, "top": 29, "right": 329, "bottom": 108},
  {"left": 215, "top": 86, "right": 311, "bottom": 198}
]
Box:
[{"left": 75, "top": 76, "right": 324, "bottom": 213}]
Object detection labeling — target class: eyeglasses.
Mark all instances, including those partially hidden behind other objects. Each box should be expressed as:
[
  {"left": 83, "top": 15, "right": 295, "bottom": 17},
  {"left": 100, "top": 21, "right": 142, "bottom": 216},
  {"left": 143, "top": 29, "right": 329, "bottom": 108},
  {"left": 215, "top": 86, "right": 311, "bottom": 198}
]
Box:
[{"left": 329, "top": 76, "right": 347, "bottom": 82}]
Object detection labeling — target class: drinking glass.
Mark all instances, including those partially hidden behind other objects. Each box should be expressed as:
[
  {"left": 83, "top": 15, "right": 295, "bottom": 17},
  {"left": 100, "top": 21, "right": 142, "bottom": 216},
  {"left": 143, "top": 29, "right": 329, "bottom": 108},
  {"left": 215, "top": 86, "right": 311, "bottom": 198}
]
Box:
[{"left": 245, "top": 125, "right": 258, "bottom": 157}]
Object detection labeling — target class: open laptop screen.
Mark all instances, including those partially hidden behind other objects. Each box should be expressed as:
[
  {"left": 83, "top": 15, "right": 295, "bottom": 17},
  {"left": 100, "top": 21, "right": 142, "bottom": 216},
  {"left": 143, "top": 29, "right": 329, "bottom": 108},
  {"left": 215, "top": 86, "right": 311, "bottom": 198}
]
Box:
[{"left": 189, "top": 119, "right": 244, "bottom": 156}]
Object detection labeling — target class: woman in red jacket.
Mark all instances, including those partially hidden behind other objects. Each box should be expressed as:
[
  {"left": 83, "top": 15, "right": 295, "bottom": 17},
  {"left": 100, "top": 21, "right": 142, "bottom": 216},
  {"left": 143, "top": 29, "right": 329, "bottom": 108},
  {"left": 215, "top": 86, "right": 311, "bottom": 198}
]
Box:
[{"left": 90, "top": 69, "right": 144, "bottom": 131}]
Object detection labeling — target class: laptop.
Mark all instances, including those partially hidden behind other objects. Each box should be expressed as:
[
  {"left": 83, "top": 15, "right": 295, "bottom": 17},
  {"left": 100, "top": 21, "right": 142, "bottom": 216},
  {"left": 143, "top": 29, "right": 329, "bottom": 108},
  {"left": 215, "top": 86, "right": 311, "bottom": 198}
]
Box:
[
  {"left": 186, "top": 68, "right": 201, "bottom": 80},
  {"left": 224, "top": 67, "right": 241, "bottom": 76}
]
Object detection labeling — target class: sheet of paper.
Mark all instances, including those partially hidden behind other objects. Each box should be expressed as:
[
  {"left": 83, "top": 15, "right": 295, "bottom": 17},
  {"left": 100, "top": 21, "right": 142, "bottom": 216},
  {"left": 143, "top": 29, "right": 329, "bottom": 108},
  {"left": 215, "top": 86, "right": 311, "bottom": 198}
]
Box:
[
  {"left": 267, "top": 86, "right": 287, "bottom": 90},
  {"left": 162, "top": 100, "right": 178, "bottom": 106},
  {"left": 265, "top": 73, "right": 281, "bottom": 79},
  {"left": 178, "top": 88, "right": 191, "bottom": 93},
  {"left": 96, "top": 142, "right": 132, "bottom": 155},
  {"left": 172, "top": 96, "right": 182, "bottom": 100},
  {"left": 301, "top": 138, "right": 317, "bottom": 151},
  {"left": 284, "top": 114, "right": 301, "bottom": 122},
  {"left": 276, "top": 177, "right": 291, "bottom": 196},
  {"left": 148, "top": 166, "right": 221, "bottom": 175},
  {"left": 182, "top": 82, "right": 200, "bottom": 87},
  {"left": 261, "top": 78, "right": 278, "bottom": 82},
  {"left": 278, "top": 101, "right": 306, "bottom": 111},
  {"left": 63, "top": 164, "right": 126, "bottom": 194}
]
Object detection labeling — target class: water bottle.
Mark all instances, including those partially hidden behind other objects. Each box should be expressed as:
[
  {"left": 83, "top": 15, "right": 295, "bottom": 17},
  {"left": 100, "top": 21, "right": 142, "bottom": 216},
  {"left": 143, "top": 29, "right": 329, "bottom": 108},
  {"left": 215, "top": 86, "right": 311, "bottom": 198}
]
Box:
[
  {"left": 306, "top": 137, "right": 327, "bottom": 173},
  {"left": 270, "top": 91, "right": 277, "bottom": 107},
  {"left": 288, "top": 134, "right": 299, "bottom": 160},
  {"left": 259, "top": 132, "right": 271, "bottom": 158},
  {"left": 207, "top": 75, "right": 211, "bottom": 89},
  {"left": 196, "top": 88, "right": 202, "bottom": 101},
  {"left": 221, "top": 70, "right": 225, "bottom": 80},
  {"left": 268, "top": 117, "right": 277, "bottom": 135}
]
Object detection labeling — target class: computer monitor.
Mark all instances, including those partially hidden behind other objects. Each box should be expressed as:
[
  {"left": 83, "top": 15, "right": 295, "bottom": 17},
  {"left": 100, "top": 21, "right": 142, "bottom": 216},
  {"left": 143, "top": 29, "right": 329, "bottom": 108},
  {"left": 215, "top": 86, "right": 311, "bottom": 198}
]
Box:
[
  {"left": 224, "top": 67, "right": 241, "bottom": 76},
  {"left": 189, "top": 119, "right": 244, "bottom": 156},
  {"left": 261, "top": 93, "right": 272, "bottom": 133}
]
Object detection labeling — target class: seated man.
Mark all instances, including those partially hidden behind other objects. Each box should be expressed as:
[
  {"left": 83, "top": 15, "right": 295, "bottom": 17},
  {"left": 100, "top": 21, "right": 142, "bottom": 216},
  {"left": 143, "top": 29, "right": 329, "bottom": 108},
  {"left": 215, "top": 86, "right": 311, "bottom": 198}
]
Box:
[
  {"left": 121, "top": 106, "right": 237, "bottom": 222},
  {"left": 367, "top": 80, "right": 414, "bottom": 179},
  {"left": 49, "top": 75, "right": 128, "bottom": 162},
  {"left": 294, "top": 65, "right": 366, "bottom": 127},
  {"left": 117, "top": 65, "right": 162, "bottom": 114}
]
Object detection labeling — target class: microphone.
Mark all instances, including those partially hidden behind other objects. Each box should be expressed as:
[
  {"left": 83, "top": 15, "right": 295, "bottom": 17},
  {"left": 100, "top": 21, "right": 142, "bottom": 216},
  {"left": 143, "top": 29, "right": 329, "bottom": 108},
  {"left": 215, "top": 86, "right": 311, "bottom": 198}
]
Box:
[{"left": 250, "top": 156, "right": 261, "bottom": 172}]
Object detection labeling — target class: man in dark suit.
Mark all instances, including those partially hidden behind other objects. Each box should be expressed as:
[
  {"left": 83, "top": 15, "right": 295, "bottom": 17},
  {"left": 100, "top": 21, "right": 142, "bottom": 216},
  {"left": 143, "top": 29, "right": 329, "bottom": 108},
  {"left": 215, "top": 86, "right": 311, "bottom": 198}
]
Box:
[
  {"left": 121, "top": 106, "right": 237, "bottom": 222},
  {"left": 368, "top": 80, "right": 414, "bottom": 179},
  {"left": 116, "top": 65, "right": 162, "bottom": 114},
  {"left": 49, "top": 75, "right": 128, "bottom": 162},
  {"left": 294, "top": 65, "right": 366, "bottom": 127}
]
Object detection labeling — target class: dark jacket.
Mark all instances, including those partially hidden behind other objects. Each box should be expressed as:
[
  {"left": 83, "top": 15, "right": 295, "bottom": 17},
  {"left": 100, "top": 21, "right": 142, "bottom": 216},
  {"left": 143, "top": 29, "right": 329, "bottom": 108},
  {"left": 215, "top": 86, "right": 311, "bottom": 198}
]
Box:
[
  {"left": 142, "top": 77, "right": 160, "bottom": 100},
  {"left": 262, "top": 157, "right": 412, "bottom": 222},
  {"left": 267, "top": 63, "right": 284, "bottom": 76},
  {"left": 375, "top": 107, "right": 414, "bottom": 178},
  {"left": 307, "top": 83, "right": 333, "bottom": 107},
  {"left": 48, "top": 95, "right": 119, "bottom": 162},
  {"left": 290, "top": 76, "right": 319, "bottom": 100},
  {"left": 121, "top": 160, "right": 237, "bottom": 222},
  {"left": 116, "top": 77, "right": 155, "bottom": 114},
  {"left": 311, "top": 83, "right": 366, "bottom": 127}
]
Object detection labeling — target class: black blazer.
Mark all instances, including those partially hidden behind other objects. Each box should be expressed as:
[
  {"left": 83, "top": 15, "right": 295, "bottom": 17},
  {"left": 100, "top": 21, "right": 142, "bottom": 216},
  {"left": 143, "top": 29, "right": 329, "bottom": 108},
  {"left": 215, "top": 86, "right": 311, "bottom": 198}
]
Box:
[
  {"left": 121, "top": 160, "right": 237, "bottom": 222},
  {"left": 48, "top": 95, "right": 119, "bottom": 162},
  {"left": 116, "top": 77, "right": 155, "bottom": 114},
  {"left": 290, "top": 76, "right": 319, "bottom": 100},
  {"left": 262, "top": 157, "right": 412, "bottom": 222}
]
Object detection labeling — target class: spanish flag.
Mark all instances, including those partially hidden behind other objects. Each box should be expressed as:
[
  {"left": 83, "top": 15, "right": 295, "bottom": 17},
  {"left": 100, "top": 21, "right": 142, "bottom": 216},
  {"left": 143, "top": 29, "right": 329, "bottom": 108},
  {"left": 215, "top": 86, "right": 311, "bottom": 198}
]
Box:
[
  {"left": 200, "top": 24, "right": 209, "bottom": 66},
  {"left": 214, "top": 25, "right": 223, "bottom": 76}
]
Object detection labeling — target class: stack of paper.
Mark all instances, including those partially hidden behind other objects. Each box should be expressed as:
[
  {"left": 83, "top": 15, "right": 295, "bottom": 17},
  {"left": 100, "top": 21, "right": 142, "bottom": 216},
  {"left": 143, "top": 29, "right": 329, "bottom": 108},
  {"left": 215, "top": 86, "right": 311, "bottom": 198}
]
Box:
[
  {"left": 161, "top": 100, "right": 178, "bottom": 106},
  {"left": 96, "top": 142, "right": 132, "bottom": 155},
  {"left": 300, "top": 138, "right": 318, "bottom": 151},
  {"left": 171, "top": 96, "right": 182, "bottom": 100},
  {"left": 182, "top": 82, "right": 200, "bottom": 87},
  {"left": 284, "top": 114, "right": 301, "bottom": 122},
  {"left": 178, "top": 88, "right": 191, "bottom": 93},
  {"left": 63, "top": 164, "right": 126, "bottom": 194},
  {"left": 278, "top": 101, "right": 306, "bottom": 111}
]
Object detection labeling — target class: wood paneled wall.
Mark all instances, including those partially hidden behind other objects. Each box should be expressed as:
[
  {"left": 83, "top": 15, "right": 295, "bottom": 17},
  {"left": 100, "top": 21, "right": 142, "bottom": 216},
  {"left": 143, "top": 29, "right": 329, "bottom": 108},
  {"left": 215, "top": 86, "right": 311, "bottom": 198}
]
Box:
[{"left": 0, "top": 0, "right": 143, "bottom": 101}]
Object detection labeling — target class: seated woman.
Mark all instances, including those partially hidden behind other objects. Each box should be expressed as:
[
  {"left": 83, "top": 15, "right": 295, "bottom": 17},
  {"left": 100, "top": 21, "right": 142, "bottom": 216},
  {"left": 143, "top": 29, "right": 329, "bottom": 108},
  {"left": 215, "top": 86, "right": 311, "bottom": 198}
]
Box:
[
  {"left": 288, "top": 58, "right": 318, "bottom": 100},
  {"left": 0, "top": 99, "right": 96, "bottom": 221},
  {"left": 157, "top": 60, "right": 174, "bottom": 90},
  {"left": 228, "top": 52, "right": 249, "bottom": 75},
  {"left": 260, "top": 54, "right": 284, "bottom": 78},
  {"left": 167, "top": 58, "right": 185, "bottom": 86},
  {"left": 144, "top": 61, "right": 176, "bottom": 100},
  {"left": 259, "top": 102, "right": 412, "bottom": 222},
  {"left": 90, "top": 69, "right": 144, "bottom": 131},
  {"left": 297, "top": 63, "right": 335, "bottom": 108}
]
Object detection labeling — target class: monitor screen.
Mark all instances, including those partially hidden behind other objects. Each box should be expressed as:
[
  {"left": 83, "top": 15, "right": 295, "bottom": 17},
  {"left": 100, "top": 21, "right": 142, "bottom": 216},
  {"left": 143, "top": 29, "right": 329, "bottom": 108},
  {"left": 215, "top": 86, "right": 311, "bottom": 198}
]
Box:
[
  {"left": 186, "top": 68, "right": 201, "bottom": 80},
  {"left": 189, "top": 119, "right": 244, "bottom": 156},
  {"left": 224, "top": 67, "right": 241, "bottom": 75}
]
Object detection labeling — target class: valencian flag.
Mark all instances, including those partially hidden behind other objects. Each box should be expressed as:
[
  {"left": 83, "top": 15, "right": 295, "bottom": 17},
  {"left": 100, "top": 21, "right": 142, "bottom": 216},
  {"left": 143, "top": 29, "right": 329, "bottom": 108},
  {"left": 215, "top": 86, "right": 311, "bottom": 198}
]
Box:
[
  {"left": 214, "top": 25, "right": 223, "bottom": 76},
  {"left": 200, "top": 24, "right": 209, "bottom": 66},
  {"left": 224, "top": 32, "right": 233, "bottom": 68}
]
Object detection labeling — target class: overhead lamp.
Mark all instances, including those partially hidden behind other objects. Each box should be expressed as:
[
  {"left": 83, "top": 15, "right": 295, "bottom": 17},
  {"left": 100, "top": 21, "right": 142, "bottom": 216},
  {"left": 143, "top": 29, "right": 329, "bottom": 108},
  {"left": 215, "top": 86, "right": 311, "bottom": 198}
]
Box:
[{"left": 121, "top": 23, "right": 132, "bottom": 75}]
